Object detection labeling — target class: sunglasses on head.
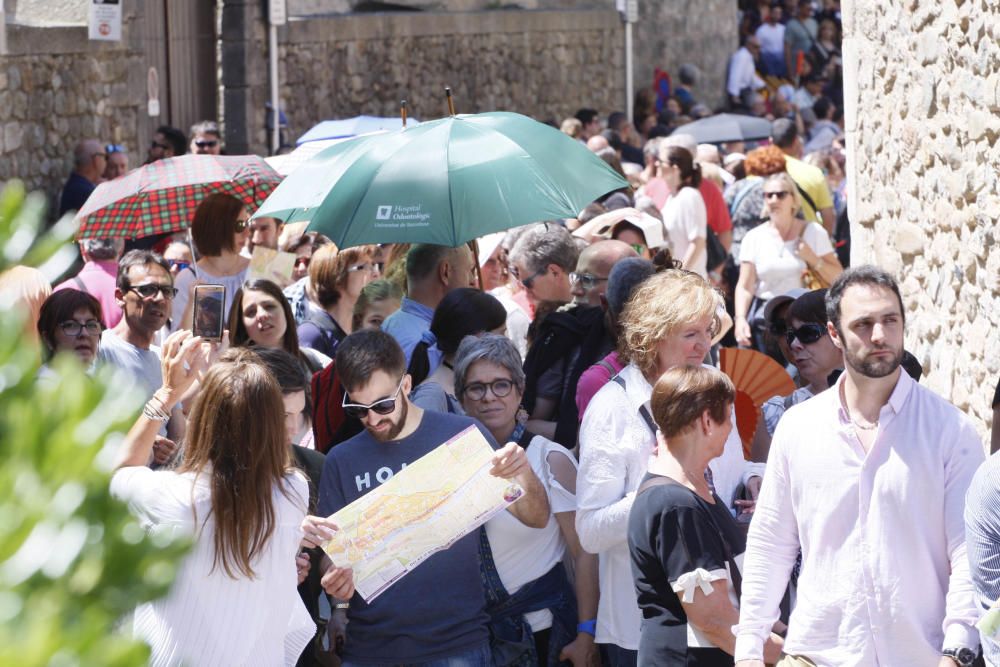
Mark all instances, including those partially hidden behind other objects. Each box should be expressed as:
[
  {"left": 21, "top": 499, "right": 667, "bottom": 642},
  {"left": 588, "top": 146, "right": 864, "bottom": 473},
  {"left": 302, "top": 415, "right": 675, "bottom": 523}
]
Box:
[
  {"left": 166, "top": 259, "right": 190, "bottom": 271},
  {"left": 785, "top": 323, "right": 826, "bottom": 345},
  {"left": 342, "top": 377, "right": 405, "bottom": 420},
  {"left": 106, "top": 144, "right": 126, "bottom": 154}
]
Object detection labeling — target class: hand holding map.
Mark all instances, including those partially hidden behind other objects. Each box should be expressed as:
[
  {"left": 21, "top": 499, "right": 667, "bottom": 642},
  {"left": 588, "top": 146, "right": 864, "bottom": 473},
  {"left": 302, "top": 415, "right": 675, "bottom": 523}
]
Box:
[{"left": 321, "top": 426, "right": 523, "bottom": 603}]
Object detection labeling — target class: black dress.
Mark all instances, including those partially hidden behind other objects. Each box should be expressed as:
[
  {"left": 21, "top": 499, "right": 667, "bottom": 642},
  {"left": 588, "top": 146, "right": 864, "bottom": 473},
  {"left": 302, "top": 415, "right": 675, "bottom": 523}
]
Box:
[{"left": 628, "top": 474, "right": 746, "bottom": 666}]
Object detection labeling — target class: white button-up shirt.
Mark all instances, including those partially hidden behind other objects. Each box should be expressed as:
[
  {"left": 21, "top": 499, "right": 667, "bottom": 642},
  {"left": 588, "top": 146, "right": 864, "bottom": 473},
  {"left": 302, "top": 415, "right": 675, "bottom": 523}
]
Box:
[
  {"left": 734, "top": 371, "right": 983, "bottom": 665},
  {"left": 727, "top": 46, "right": 766, "bottom": 99},
  {"left": 576, "top": 363, "right": 762, "bottom": 649}
]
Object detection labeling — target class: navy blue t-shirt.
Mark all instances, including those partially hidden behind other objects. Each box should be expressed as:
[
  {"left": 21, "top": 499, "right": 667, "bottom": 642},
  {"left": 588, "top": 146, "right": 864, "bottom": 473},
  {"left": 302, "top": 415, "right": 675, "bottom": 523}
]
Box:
[{"left": 318, "top": 409, "right": 498, "bottom": 664}]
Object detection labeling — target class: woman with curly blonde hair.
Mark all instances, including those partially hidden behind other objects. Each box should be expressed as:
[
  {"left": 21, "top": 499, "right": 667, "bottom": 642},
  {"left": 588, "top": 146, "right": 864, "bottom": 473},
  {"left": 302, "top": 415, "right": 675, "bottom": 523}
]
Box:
[{"left": 575, "top": 269, "right": 764, "bottom": 662}]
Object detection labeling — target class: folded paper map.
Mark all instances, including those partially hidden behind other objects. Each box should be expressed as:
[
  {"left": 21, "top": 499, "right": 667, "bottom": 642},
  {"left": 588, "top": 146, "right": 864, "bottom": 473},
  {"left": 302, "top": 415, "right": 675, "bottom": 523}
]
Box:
[
  {"left": 248, "top": 246, "right": 296, "bottom": 287},
  {"left": 322, "top": 425, "right": 523, "bottom": 602}
]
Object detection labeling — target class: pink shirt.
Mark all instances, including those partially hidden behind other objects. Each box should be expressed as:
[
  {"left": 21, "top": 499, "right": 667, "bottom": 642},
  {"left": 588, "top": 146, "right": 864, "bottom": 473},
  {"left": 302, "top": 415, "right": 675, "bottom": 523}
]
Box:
[
  {"left": 54, "top": 260, "right": 122, "bottom": 329},
  {"left": 575, "top": 351, "right": 625, "bottom": 422},
  {"left": 735, "top": 371, "right": 982, "bottom": 664}
]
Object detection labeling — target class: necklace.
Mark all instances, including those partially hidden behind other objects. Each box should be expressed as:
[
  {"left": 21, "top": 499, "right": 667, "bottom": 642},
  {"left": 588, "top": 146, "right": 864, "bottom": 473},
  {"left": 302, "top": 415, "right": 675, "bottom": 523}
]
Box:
[{"left": 851, "top": 417, "right": 879, "bottom": 431}]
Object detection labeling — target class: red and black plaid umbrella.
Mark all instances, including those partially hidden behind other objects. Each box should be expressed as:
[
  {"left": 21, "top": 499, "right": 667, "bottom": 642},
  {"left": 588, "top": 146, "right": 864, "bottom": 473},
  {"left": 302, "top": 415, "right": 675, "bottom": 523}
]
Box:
[{"left": 75, "top": 154, "right": 282, "bottom": 240}]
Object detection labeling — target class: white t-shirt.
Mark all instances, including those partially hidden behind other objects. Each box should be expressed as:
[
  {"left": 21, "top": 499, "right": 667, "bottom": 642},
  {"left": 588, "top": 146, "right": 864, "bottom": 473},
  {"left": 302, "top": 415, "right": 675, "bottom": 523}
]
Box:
[
  {"left": 740, "top": 221, "right": 834, "bottom": 299},
  {"left": 485, "top": 435, "right": 577, "bottom": 632},
  {"left": 755, "top": 22, "right": 786, "bottom": 55},
  {"left": 110, "top": 467, "right": 313, "bottom": 666},
  {"left": 661, "top": 186, "right": 708, "bottom": 278}
]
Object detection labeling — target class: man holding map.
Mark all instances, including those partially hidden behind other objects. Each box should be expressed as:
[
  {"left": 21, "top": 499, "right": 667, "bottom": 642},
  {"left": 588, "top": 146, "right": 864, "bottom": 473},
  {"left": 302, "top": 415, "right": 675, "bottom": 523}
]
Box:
[{"left": 304, "top": 329, "right": 549, "bottom": 666}]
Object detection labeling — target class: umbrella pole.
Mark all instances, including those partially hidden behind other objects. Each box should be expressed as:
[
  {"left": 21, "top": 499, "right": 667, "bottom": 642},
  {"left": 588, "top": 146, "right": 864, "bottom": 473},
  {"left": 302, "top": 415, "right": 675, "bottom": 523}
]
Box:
[
  {"left": 401, "top": 100, "right": 408, "bottom": 128},
  {"left": 470, "top": 239, "right": 483, "bottom": 290},
  {"left": 446, "top": 87, "right": 456, "bottom": 116}
]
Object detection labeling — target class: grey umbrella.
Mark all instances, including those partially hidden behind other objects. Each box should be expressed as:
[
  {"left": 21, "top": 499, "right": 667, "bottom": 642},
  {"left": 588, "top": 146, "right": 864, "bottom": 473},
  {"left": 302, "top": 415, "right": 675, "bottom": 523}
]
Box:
[{"left": 672, "top": 113, "right": 773, "bottom": 144}]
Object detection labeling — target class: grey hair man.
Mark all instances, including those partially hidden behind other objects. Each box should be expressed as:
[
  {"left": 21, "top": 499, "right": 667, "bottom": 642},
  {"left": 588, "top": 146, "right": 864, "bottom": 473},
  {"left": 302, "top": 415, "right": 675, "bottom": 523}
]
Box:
[
  {"left": 53, "top": 237, "right": 126, "bottom": 328},
  {"left": 380, "top": 243, "right": 476, "bottom": 368},
  {"left": 509, "top": 222, "right": 579, "bottom": 306},
  {"left": 190, "top": 120, "right": 222, "bottom": 155},
  {"left": 59, "top": 139, "right": 106, "bottom": 216}
]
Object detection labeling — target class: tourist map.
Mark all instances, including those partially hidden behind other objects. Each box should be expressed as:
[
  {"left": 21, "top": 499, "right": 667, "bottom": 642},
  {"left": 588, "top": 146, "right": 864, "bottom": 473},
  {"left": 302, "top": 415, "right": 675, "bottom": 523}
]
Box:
[{"left": 322, "top": 425, "right": 524, "bottom": 602}]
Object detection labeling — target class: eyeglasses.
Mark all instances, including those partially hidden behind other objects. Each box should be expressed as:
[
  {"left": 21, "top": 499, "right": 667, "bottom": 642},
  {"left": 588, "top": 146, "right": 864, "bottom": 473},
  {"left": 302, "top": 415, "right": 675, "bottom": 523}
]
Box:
[
  {"left": 342, "top": 377, "right": 405, "bottom": 419},
  {"left": 127, "top": 283, "right": 179, "bottom": 299},
  {"left": 512, "top": 266, "right": 546, "bottom": 290},
  {"left": 570, "top": 272, "right": 609, "bottom": 291},
  {"left": 463, "top": 379, "right": 515, "bottom": 401},
  {"left": 194, "top": 140, "right": 218, "bottom": 148},
  {"left": 166, "top": 259, "right": 190, "bottom": 272},
  {"left": 764, "top": 191, "right": 791, "bottom": 200},
  {"left": 58, "top": 319, "right": 102, "bottom": 337},
  {"left": 785, "top": 323, "right": 827, "bottom": 345},
  {"left": 348, "top": 262, "right": 379, "bottom": 274},
  {"left": 106, "top": 144, "right": 126, "bottom": 154},
  {"left": 294, "top": 256, "right": 310, "bottom": 270},
  {"left": 92, "top": 152, "right": 108, "bottom": 160},
  {"left": 150, "top": 140, "right": 170, "bottom": 151}
]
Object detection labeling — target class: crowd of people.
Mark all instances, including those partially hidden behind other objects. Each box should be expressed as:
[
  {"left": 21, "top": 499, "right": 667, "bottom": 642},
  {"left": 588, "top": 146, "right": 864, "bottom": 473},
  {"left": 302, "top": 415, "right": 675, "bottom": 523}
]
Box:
[{"left": 7, "top": 0, "right": 1000, "bottom": 665}]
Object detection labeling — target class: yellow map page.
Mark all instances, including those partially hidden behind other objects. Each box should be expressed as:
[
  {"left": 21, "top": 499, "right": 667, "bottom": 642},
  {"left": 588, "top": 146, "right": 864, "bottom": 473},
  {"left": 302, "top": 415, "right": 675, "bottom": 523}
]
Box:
[{"left": 322, "top": 425, "right": 523, "bottom": 602}]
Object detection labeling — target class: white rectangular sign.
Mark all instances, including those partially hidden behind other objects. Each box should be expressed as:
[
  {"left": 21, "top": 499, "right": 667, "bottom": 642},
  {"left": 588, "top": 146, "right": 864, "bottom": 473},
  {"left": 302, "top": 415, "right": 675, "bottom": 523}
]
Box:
[{"left": 89, "top": 0, "right": 122, "bottom": 42}]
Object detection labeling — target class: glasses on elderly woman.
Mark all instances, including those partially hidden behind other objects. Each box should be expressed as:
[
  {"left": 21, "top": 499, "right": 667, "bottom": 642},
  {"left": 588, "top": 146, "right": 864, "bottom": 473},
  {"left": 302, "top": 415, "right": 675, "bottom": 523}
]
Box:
[{"left": 464, "top": 379, "right": 514, "bottom": 401}]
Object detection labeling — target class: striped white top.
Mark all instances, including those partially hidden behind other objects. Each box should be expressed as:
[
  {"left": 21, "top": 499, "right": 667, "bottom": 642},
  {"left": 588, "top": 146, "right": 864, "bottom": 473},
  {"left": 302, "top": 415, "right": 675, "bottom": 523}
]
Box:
[
  {"left": 111, "top": 466, "right": 314, "bottom": 666},
  {"left": 965, "top": 453, "right": 1000, "bottom": 666}
]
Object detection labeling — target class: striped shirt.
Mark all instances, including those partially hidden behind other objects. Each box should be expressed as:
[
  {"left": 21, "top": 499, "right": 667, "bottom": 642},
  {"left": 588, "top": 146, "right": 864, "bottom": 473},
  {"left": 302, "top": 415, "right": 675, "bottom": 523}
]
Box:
[{"left": 965, "top": 453, "right": 1000, "bottom": 665}]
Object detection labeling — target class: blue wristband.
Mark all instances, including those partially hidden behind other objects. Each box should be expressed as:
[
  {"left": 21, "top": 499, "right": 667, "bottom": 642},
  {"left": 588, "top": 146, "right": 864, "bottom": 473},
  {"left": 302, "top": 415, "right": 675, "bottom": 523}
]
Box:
[{"left": 577, "top": 620, "right": 596, "bottom": 636}]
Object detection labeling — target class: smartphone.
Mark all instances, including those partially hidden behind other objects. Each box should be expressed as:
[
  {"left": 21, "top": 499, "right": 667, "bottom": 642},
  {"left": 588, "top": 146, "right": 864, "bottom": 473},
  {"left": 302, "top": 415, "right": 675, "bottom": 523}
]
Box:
[{"left": 192, "top": 284, "right": 225, "bottom": 341}]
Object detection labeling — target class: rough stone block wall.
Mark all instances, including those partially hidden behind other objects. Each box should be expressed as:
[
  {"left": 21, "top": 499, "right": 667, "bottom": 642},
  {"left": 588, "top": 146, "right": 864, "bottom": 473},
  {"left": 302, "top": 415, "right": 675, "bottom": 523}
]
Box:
[
  {"left": 0, "top": 22, "right": 144, "bottom": 220},
  {"left": 276, "top": 10, "right": 624, "bottom": 147},
  {"left": 842, "top": 0, "right": 1000, "bottom": 436},
  {"left": 634, "top": 0, "right": 737, "bottom": 113}
]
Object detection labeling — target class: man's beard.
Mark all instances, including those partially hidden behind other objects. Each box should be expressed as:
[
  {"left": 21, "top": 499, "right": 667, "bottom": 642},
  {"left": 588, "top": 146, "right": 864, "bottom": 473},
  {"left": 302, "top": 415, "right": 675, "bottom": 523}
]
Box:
[
  {"left": 844, "top": 343, "right": 903, "bottom": 379},
  {"left": 366, "top": 399, "right": 408, "bottom": 442}
]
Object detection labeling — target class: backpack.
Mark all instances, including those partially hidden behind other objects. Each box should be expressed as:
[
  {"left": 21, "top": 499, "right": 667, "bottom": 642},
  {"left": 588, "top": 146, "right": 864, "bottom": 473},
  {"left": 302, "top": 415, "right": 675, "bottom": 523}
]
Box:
[
  {"left": 522, "top": 304, "right": 612, "bottom": 448},
  {"left": 309, "top": 359, "right": 361, "bottom": 453}
]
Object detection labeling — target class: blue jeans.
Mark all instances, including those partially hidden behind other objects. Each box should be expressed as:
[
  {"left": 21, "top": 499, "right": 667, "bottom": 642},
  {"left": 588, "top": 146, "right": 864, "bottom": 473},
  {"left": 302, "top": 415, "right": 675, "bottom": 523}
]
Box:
[
  {"left": 341, "top": 642, "right": 490, "bottom": 667},
  {"left": 600, "top": 643, "right": 638, "bottom": 667}
]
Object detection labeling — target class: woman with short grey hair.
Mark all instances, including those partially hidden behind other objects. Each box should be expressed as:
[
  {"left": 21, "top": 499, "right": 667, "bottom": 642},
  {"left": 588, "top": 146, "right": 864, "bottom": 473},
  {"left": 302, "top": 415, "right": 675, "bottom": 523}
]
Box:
[{"left": 455, "top": 334, "right": 599, "bottom": 667}]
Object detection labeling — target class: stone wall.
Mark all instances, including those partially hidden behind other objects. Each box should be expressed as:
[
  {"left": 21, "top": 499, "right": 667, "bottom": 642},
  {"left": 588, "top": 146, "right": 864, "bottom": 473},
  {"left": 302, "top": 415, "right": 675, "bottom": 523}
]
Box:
[
  {"left": 274, "top": 9, "right": 625, "bottom": 150},
  {"left": 0, "top": 18, "right": 145, "bottom": 220},
  {"left": 634, "top": 0, "right": 738, "bottom": 113},
  {"left": 842, "top": 0, "right": 1000, "bottom": 436}
]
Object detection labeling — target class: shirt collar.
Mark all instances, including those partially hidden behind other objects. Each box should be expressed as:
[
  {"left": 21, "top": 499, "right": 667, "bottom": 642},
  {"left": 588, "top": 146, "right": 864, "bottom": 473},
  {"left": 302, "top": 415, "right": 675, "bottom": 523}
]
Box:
[
  {"left": 834, "top": 366, "right": 911, "bottom": 423},
  {"left": 400, "top": 296, "right": 434, "bottom": 323}
]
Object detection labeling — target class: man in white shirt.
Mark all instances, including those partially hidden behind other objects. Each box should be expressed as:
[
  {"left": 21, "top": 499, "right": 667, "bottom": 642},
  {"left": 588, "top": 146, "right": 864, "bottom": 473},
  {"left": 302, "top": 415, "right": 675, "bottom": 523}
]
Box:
[
  {"left": 755, "top": 6, "right": 786, "bottom": 76},
  {"left": 735, "top": 266, "right": 982, "bottom": 667},
  {"left": 727, "top": 37, "right": 766, "bottom": 110}
]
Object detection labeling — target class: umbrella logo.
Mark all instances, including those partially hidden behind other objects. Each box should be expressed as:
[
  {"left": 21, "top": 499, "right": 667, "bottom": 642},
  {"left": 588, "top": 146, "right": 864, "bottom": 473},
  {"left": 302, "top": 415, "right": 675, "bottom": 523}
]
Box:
[{"left": 376, "top": 205, "right": 393, "bottom": 220}]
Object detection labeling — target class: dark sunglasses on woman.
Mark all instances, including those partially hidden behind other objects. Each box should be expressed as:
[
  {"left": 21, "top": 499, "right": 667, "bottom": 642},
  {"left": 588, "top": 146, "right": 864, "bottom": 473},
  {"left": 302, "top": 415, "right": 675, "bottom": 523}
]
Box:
[{"left": 785, "top": 323, "right": 826, "bottom": 345}]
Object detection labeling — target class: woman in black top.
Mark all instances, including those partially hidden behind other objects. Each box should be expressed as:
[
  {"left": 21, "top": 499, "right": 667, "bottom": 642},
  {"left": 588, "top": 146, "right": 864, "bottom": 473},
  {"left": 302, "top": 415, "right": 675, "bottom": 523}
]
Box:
[{"left": 628, "top": 366, "right": 784, "bottom": 665}]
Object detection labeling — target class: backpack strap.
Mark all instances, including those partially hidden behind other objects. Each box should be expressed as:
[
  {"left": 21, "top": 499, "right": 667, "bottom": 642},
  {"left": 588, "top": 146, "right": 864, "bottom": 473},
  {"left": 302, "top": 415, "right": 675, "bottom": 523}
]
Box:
[
  {"left": 611, "top": 373, "right": 657, "bottom": 436},
  {"left": 72, "top": 276, "right": 89, "bottom": 294},
  {"left": 790, "top": 179, "right": 820, "bottom": 222}
]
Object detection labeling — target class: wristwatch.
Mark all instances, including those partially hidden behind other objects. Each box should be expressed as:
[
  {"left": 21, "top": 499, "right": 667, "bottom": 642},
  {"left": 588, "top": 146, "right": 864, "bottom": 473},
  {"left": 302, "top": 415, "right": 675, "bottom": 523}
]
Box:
[{"left": 941, "top": 647, "right": 976, "bottom": 667}]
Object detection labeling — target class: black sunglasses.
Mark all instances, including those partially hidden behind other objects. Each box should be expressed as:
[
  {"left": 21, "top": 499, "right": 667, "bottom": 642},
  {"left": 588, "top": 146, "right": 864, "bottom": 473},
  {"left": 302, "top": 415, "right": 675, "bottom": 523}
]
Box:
[
  {"left": 513, "top": 266, "right": 546, "bottom": 290},
  {"left": 195, "top": 139, "right": 218, "bottom": 148},
  {"left": 128, "top": 283, "right": 179, "bottom": 299},
  {"left": 342, "top": 377, "right": 405, "bottom": 420},
  {"left": 785, "top": 323, "right": 826, "bottom": 345},
  {"left": 764, "top": 191, "right": 791, "bottom": 200}
]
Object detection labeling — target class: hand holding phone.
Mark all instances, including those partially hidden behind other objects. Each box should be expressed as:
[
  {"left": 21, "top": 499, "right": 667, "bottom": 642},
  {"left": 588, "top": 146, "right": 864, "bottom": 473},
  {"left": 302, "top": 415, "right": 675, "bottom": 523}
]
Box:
[{"left": 192, "top": 284, "right": 225, "bottom": 341}]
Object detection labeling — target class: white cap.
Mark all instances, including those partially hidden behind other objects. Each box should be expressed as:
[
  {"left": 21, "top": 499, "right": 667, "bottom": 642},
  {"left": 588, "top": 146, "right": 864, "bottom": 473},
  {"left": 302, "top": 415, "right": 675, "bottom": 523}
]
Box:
[{"left": 476, "top": 232, "right": 505, "bottom": 267}]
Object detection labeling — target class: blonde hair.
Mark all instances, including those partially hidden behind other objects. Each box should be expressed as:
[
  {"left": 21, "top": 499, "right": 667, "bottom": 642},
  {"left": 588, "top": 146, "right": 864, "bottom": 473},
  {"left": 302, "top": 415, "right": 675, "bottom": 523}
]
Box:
[
  {"left": 618, "top": 269, "right": 721, "bottom": 379},
  {"left": 763, "top": 173, "right": 803, "bottom": 218}
]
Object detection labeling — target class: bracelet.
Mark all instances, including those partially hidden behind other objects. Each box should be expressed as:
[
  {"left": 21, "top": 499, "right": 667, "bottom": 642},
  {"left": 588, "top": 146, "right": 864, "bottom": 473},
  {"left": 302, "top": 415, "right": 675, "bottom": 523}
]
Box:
[
  {"left": 142, "top": 399, "right": 171, "bottom": 423},
  {"left": 576, "top": 619, "right": 596, "bottom": 636}
]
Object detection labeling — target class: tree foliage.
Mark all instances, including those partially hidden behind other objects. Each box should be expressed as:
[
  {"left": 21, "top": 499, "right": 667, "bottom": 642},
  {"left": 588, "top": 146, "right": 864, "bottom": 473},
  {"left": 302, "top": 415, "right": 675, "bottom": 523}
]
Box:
[{"left": 0, "top": 182, "right": 190, "bottom": 665}]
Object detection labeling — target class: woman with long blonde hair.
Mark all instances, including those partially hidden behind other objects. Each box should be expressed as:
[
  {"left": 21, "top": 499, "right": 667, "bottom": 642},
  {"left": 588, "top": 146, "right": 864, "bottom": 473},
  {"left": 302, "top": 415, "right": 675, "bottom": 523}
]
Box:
[{"left": 112, "top": 337, "right": 313, "bottom": 665}]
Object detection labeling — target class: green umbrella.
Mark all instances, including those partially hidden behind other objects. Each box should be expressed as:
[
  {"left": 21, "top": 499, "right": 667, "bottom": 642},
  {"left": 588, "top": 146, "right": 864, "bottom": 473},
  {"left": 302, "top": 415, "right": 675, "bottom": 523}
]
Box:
[{"left": 253, "top": 111, "right": 629, "bottom": 248}]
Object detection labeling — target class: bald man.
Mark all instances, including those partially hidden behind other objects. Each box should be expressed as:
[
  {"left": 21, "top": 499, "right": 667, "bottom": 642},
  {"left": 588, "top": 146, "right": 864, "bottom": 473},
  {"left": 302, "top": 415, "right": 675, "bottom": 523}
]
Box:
[
  {"left": 586, "top": 134, "right": 610, "bottom": 153},
  {"left": 571, "top": 240, "right": 638, "bottom": 308},
  {"left": 59, "top": 139, "right": 106, "bottom": 216}
]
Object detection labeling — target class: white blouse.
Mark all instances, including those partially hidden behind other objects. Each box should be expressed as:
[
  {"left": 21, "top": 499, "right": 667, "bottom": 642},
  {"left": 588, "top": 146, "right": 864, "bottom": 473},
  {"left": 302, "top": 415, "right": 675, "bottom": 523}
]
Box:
[
  {"left": 739, "top": 221, "right": 834, "bottom": 300},
  {"left": 485, "top": 435, "right": 577, "bottom": 632},
  {"left": 661, "top": 186, "right": 708, "bottom": 278},
  {"left": 110, "top": 467, "right": 314, "bottom": 666}
]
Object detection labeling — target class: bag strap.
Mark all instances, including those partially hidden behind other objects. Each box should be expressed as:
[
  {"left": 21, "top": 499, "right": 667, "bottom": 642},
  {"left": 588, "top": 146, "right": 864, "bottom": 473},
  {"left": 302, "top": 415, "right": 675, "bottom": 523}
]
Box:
[
  {"left": 611, "top": 374, "right": 658, "bottom": 436},
  {"left": 636, "top": 475, "right": 743, "bottom": 600},
  {"left": 72, "top": 276, "right": 89, "bottom": 295},
  {"left": 791, "top": 179, "right": 820, "bottom": 222}
]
